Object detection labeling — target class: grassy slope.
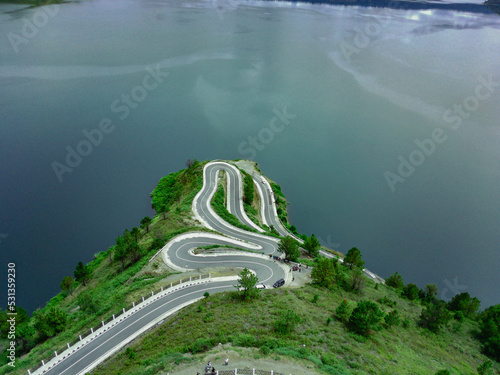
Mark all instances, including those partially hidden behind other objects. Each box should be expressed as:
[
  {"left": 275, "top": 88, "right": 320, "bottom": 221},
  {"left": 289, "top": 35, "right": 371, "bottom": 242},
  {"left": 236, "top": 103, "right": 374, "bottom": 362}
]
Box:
[
  {"left": 1, "top": 161, "right": 209, "bottom": 375},
  {"left": 91, "top": 278, "right": 496, "bottom": 375},
  {"left": 4, "top": 160, "right": 498, "bottom": 375}
]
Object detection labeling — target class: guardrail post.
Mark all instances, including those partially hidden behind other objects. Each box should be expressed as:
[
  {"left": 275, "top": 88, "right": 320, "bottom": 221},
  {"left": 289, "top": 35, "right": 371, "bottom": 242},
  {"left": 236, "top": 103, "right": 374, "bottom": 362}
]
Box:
[
  {"left": 133, "top": 302, "right": 135, "bottom": 307},
  {"left": 271, "top": 371, "right": 273, "bottom": 375},
  {"left": 142, "top": 297, "right": 145, "bottom": 302},
  {"left": 151, "top": 291, "right": 154, "bottom": 296},
  {"left": 253, "top": 369, "right": 255, "bottom": 375},
  {"left": 161, "top": 286, "right": 163, "bottom": 291},
  {"left": 123, "top": 308, "right": 126, "bottom": 313},
  {"left": 199, "top": 275, "right": 201, "bottom": 279},
  {"left": 170, "top": 282, "right": 172, "bottom": 288},
  {"left": 112, "top": 314, "right": 115, "bottom": 320},
  {"left": 102, "top": 320, "right": 105, "bottom": 327},
  {"left": 79, "top": 335, "right": 82, "bottom": 341},
  {"left": 189, "top": 276, "right": 192, "bottom": 281},
  {"left": 235, "top": 369, "right": 237, "bottom": 374},
  {"left": 42, "top": 360, "right": 45, "bottom": 366},
  {"left": 54, "top": 351, "right": 57, "bottom": 356},
  {"left": 91, "top": 327, "right": 94, "bottom": 333},
  {"left": 28, "top": 370, "right": 31, "bottom": 374},
  {"left": 67, "top": 343, "right": 70, "bottom": 349}
]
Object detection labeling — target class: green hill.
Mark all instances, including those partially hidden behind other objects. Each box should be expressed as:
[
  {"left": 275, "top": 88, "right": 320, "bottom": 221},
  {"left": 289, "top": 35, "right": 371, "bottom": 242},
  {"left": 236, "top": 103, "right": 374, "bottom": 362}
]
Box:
[{"left": 1, "top": 160, "right": 498, "bottom": 375}]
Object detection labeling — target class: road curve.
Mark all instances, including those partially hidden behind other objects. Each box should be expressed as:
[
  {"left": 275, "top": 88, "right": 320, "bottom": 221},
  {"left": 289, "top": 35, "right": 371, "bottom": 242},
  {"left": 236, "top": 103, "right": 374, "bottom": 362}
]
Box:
[
  {"left": 36, "top": 160, "right": 384, "bottom": 375},
  {"left": 37, "top": 161, "right": 286, "bottom": 375}
]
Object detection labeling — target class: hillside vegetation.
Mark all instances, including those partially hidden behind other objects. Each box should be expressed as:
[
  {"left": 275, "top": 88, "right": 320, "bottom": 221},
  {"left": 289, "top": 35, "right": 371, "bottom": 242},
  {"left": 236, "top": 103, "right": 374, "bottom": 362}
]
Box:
[{"left": 1, "top": 160, "right": 498, "bottom": 375}]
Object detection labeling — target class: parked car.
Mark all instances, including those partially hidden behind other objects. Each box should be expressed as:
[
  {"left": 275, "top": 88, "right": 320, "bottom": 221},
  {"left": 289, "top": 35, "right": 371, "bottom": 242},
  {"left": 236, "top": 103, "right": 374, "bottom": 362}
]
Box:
[{"left": 273, "top": 278, "right": 285, "bottom": 288}]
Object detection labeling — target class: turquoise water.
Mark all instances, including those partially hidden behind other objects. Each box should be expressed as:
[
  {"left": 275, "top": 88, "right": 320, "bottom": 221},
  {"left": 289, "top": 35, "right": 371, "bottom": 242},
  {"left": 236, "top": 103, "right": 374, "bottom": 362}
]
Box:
[{"left": 0, "top": 0, "right": 499, "bottom": 312}]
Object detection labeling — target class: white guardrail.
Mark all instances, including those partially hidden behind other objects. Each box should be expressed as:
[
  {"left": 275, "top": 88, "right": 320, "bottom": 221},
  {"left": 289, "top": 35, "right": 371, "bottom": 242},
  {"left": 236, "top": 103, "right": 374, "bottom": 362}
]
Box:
[{"left": 29, "top": 274, "right": 217, "bottom": 375}]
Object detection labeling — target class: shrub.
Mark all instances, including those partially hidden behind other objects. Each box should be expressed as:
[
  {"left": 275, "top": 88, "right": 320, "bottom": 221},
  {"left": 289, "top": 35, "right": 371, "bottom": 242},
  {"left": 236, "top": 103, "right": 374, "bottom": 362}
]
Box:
[
  {"left": 384, "top": 310, "right": 401, "bottom": 328},
  {"left": 275, "top": 309, "right": 301, "bottom": 335},
  {"left": 477, "top": 360, "right": 493, "bottom": 375},
  {"left": 386, "top": 272, "right": 404, "bottom": 289},
  {"left": 336, "top": 299, "right": 352, "bottom": 323},
  {"left": 348, "top": 300, "right": 384, "bottom": 337},
  {"left": 126, "top": 347, "right": 135, "bottom": 360},
  {"left": 402, "top": 283, "right": 420, "bottom": 301},
  {"left": 478, "top": 304, "right": 500, "bottom": 361},
  {"left": 189, "top": 337, "right": 216, "bottom": 354},
  {"left": 418, "top": 300, "right": 452, "bottom": 333},
  {"left": 378, "top": 296, "right": 397, "bottom": 308}
]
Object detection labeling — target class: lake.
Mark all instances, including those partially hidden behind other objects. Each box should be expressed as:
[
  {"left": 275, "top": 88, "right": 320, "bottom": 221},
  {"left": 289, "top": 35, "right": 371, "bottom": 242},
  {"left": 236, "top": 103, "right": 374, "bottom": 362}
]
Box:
[{"left": 0, "top": 0, "right": 499, "bottom": 313}]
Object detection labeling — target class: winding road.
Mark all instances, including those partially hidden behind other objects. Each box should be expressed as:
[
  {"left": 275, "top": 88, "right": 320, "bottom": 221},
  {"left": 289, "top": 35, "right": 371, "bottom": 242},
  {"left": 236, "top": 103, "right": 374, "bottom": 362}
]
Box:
[
  {"left": 34, "top": 160, "right": 382, "bottom": 375},
  {"left": 35, "top": 161, "right": 289, "bottom": 375}
]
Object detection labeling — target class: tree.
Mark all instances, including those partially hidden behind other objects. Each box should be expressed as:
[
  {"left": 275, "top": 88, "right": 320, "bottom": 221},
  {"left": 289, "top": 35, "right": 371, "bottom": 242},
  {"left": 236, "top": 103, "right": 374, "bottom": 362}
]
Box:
[
  {"left": 33, "top": 307, "right": 68, "bottom": 340},
  {"left": 420, "top": 284, "right": 439, "bottom": 303},
  {"left": 149, "top": 238, "right": 165, "bottom": 252},
  {"left": 17, "top": 322, "right": 36, "bottom": 355},
  {"left": 60, "top": 276, "right": 75, "bottom": 296},
  {"left": 274, "top": 309, "right": 301, "bottom": 335},
  {"left": 343, "top": 247, "right": 364, "bottom": 270},
  {"left": 114, "top": 236, "right": 128, "bottom": 270},
  {"left": 403, "top": 283, "right": 420, "bottom": 301},
  {"left": 425, "top": 284, "right": 438, "bottom": 298},
  {"left": 386, "top": 272, "right": 404, "bottom": 289},
  {"left": 478, "top": 304, "right": 500, "bottom": 361},
  {"left": 128, "top": 241, "right": 143, "bottom": 263},
  {"left": 335, "top": 299, "right": 352, "bottom": 323},
  {"left": 278, "top": 236, "right": 300, "bottom": 262},
  {"left": 418, "top": 300, "right": 452, "bottom": 332},
  {"left": 447, "top": 292, "right": 481, "bottom": 318},
  {"left": 348, "top": 300, "right": 384, "bottom": 336},
  {"left": 311, "top": 257, "right": 340, "bottom": 288},
  {"left": 140, "top": 216, "right": 152, "bottom": 233},
  {"left": 131, "top": 227, "right": 140, "bottom": 242},
  {"left": 234, "top": 268, "right": 259, "bottom": 300},
  {"left": 74, "top": 261, "right": 91, "bottom": 286},
  {"left": 303, "top": 234, "right": 321, "bottom": 257},
  {"left": 350, "top": 269, "right": 365, "bottom": 293}
]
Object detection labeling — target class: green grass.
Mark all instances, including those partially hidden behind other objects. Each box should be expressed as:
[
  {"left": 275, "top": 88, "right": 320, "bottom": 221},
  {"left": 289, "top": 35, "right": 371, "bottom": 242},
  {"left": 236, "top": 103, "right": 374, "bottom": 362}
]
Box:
[
  {"left": 91, "top": 281, "right": 497, "bottom": 375},
  {"left": 0, "top": 162, "right": 212, "bottom": 374},
  {"left": 3, "top": 159, "right": 497, "bottom": 375},
  {"left": 211, "top": 182, "right": 258, "bottom": 233}
]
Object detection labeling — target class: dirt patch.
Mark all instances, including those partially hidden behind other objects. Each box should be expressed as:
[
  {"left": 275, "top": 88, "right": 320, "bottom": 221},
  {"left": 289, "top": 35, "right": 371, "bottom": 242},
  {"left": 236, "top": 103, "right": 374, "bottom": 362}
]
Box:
[
  {"left": 164, "top": 346, "right": 322, "bottom": 375},
  {"left": 288, "top": 266, "right": 312, "bottom": 289},
  {"left": 233, "top": 160, "right": 259, "bottom": 175}
]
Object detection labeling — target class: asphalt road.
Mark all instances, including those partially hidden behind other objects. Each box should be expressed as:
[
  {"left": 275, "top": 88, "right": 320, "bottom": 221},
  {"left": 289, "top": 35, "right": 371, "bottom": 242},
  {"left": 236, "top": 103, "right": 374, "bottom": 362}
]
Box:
[{"left": 38, "top": 161, "right": 286, "bottom": 375}]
